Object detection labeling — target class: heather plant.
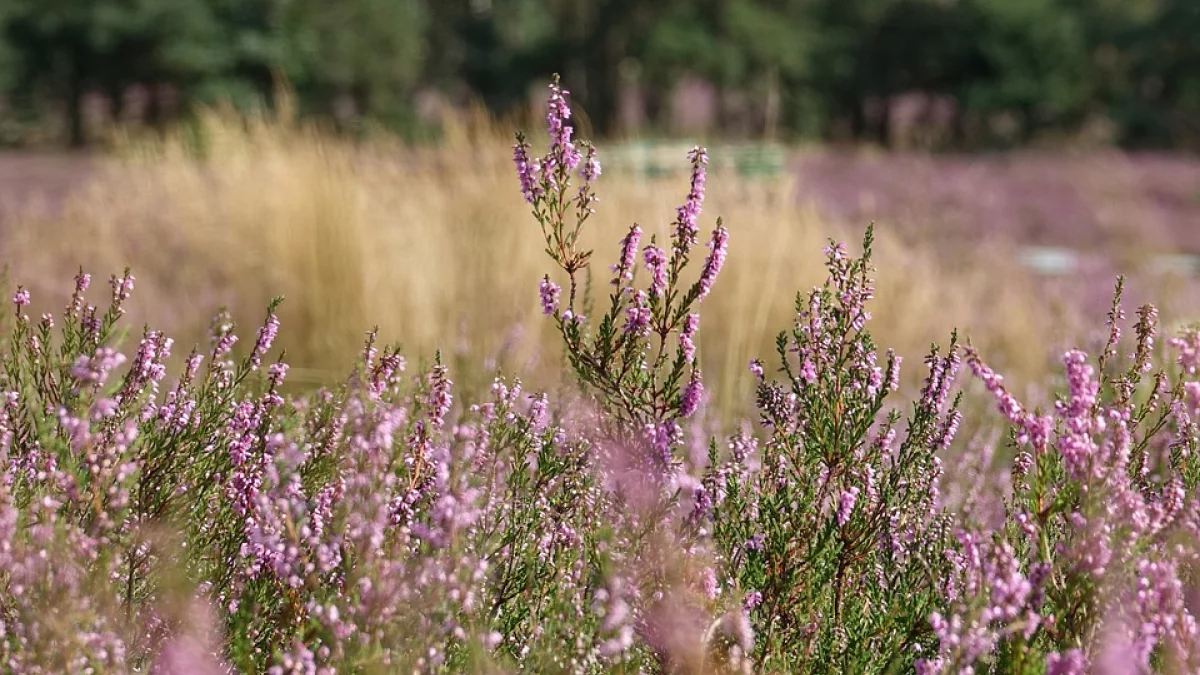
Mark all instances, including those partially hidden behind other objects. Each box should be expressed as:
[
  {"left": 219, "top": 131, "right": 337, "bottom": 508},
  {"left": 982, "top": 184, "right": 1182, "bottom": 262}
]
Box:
[
  {"left": 0, "top": 270, "right": 661, "bottom": 674},
  {"left": 514, "top": 77, "right": 962, "bottom": 673},
  {"left": 700, "top": 230, "right": 962, "bottom": 673},
  {"left": 910, "top": 284, "right": 1200, "bottom": 674}
]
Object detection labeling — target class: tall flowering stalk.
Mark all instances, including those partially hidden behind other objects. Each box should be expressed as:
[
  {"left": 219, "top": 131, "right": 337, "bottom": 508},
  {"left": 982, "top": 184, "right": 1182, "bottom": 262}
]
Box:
[
  {"left": 512, "top": 75, "right": 594, "bottom": 312},
  {"left": 514, "top": 75, "right": 730, "bottom": 476}
]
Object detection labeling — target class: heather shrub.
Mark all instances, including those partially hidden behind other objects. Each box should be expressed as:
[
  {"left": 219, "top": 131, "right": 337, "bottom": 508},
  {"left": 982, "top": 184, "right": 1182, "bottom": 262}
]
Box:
[
  {"left": 912, "top": 287, "right": 1200, "bottom": 674},
  {"left": 517, "top": 77, "right": 960, "bottom": 673},
  {"left": 0, "top": 272, "right": 659, "bottom": 673}
]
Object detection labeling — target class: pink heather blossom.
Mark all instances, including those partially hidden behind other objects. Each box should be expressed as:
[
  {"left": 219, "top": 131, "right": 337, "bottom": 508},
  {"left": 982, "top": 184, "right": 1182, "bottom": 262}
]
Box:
[
  {"left": 643, "top": 244, "right": 668, "bottom": 297},
  {"left": 966, "top": 349, "right": 1051, "bottom": 449},
  {"left": 579, "top": 144, "right": 601, "bottom": 184},
  {"left": 680, "top": 313, "right": 699, "bottom": 363},
  {"left": 1056, "top": 349, "right": 1102, "bottom": 479},
  {"left": 512, "top": 139, "right": 541, "bottom": 204},
  {"left": 577, "top": 144, "right": 600, "bottom": 212},
  {"left": 70, "top": 348, "right": 127, "bottom": 387},
  {"left": 886, "top": 350, "right": 902, "bottom": 391},
  {"left": 424, "top": 363, "right": 454, "bottom": 431},
  {"left": 837, "top": 487, "right": 859, "bottom": 526},
  {"left": 1170, "top": 327, "right": 1200, "bottom": 374},
  {"left": 109, "top": 271, "right": 135, "bottom": 305},
  {"left": 539, "top": 276, "right": 561, "bottom": 316},
  {"left": 935, "top": 408, "right": 962, "bottom": 450},
  {"left": 612, "top": 225, "right": 642, "bottom": 286},
  {"left": 696, "top": 225, "right": 728, "bottom": 301},
  {"left": 674, "top": 147, "right": 708, "bottom": 251},
  {"left": 702, "top": 567, "right": 720, "bottom": 599},
  {"left": 680, "top": 369, "right": 704, "bottom": 418},
  {"left": 11, "top": 287, "right": 29, "bottom": 309},
  {"left": 644, "top": 419, "right": 682, "bottom": 472},
  {"left": 801, "top": 359, "right": 818, "bottom": 383},
  {"left": 624, "top": 290, "right": 651, "bottom": 337},
  {"left": 213, "top": 333, "right": 238, "bottom": 361},
  {"left": 749, "top": 359, "right": 764, "bottom": 380},
  {"left": 744, "top": 591, "right": 763, "bottom": 611},
  {"left": 1045, "top": 649, "right": 1087, "bottom": 675},
  {"left": 920, "top": 349, "right": 960, "bottom": 414},
  {"left": 1133, "top": 304, "right": 1158, "bottom": 373},
  {"left": 67, "top": 270, "right": 91, "bottom": 317},
  {"left": 546, "top": 80, "right": 581, "bottom": 171},
  {"left": 250, "top": 313, "right": 280, "bottom": 370}
]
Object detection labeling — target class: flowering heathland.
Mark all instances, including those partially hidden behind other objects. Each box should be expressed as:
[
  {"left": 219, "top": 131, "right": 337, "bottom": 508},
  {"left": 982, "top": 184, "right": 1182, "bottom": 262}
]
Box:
[{"left": 3, "top": 76, "right": 1200, "bottom": 675}]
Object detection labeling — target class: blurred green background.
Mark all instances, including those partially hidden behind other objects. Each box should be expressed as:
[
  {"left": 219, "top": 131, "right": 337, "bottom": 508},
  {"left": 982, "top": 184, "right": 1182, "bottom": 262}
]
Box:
[{"left": 0, "top": 0, "right": 1197, "bottom": 150}]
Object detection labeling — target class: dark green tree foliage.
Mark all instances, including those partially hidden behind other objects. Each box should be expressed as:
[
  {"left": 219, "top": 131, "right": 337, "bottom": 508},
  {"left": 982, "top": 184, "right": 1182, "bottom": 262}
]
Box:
[
  {"left": 0, "top": 0, "right": 1197, "bottom": 149},
  {"left": 281, "top": 0, "right": 426, "bottom": 129},
  {"left": 960, "top": 0, "right": 1093, "bottom": 141}
]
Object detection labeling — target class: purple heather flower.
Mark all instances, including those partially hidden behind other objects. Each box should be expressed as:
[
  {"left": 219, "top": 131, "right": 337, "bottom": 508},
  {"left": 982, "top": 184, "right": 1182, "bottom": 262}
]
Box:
[
  {"left": 746, "top": 533, "right": 765, "bottom": 552},
  {"left": 425, "top": 363, "right": 454, "bottom": 431},
  {"left": 935, "top": 409, "right": 962, "bottom": 451},
  {"left": 267, "top": 362, "right": 289, "bottom": 390},
  {"left": 674, "top": 147, "right": 708, "bottom": 251},
  {"left": 11, "top": 287, "right": 29, "bottom": 310},
  {"left": 680, "top": 313, "right": 699, "bottom": 363},
  {"left": 920, "top": 349, "right": 961, "bottom": 414},
  {"left": 800, "top": 359, "right": 818, "bottom": 384},
  {"left": 109, "top": 271, "right": 135, "bottom": 311},
  {"left": 1171, "top": 327, "right": 1200, "bottom": 375},
  {"left": 643, "top": 245, "right": 668, "bottom": 297},
  {"left": 612, "top": 225, "right": 642, "bottom": 286},
  {"left": 624, "top": 291, "right": 651, "bottom": 337},
  {"left": 1045, "top": 650, "right": 1087, "bottom": 675},
  {"left": 744, "top": 591, "right": 763, "bottom": 611},
  {"left": 546, "top": 80, "right": 581, "bottom": 171},
  {"left": 512, "top": 139, "right": 541, "bottom": 204},
  {"left": 1056, "top": 349, "right": 1101, "bottom": 479},
  {"left": 701, "top": 567, "right": 720, "bottom": 600},
  {"left": 1133, "top": 304, "right": 1158, "bottom": 374},
  {"left": 837, "top": 487, "right": 859, "bottom": 526},
  {"left": 645, "top": 419, "right": 682, "bottom": 472},
  {"left": 680, "top": 369, "right": 704, "bottom": 418},
  {"left": 70, "top": 348, "right": 127, "bottom": 387},
  {"left": 966, "top": 349, "right": 1050, "bottom": 449},
  {"left": 885, "top": 350, "right": 902, "bottom": 391},
  {"left": 696, "top": 225, "right": 728, "bottom": 301},
  {"left": 749, "top": 359, "right": 765, "bottom": 380},
  {"left": 250, "top": 313, "right": 280, "bottom": 370},
  {"left": 67, "top": 270, "right": 91, "bottom": 317},
  {"left": 579, "top": 144, "right": 601, "bottom": 184},
  {"left": 539, "top": 276, "right": 561, "bottom": 316},
  {"left": 213, "top": 333, "right": 238, "bottom": 361}
]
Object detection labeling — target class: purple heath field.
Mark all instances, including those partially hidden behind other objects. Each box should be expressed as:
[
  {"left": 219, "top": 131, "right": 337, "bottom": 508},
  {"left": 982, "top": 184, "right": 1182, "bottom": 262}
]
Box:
[{"left": 2, "top": 77, "right": 1200, "bottom": 673}]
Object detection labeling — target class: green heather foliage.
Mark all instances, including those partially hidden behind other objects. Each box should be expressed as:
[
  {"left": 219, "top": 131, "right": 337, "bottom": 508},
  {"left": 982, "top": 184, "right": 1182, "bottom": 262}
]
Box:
[{"left": 5, "top": 78, "right": 1200, "bottom": 674}]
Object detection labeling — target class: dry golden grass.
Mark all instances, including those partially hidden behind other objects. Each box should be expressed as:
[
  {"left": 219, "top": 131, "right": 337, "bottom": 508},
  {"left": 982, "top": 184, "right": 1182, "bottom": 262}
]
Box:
[{"left": 3, "top": 102, "right": 1086, "bottom": 413}]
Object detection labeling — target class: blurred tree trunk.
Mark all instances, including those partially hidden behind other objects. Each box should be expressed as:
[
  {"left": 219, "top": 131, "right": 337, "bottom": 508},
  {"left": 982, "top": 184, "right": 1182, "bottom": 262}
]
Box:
[
  {"left": 144, "top": 83, "right": 166, "bottom": 131},
  {"left": 66, "top": 51, "right": 86, "bottom": 148},
  {"left": 764, "top": 66, "right": 781, "bottom": 140}
]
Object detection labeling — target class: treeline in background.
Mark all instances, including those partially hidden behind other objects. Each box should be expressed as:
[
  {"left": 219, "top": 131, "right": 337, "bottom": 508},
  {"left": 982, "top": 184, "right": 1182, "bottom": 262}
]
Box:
[{"left": 0, "top": 0, "right": 1197, "bottom": 150}]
